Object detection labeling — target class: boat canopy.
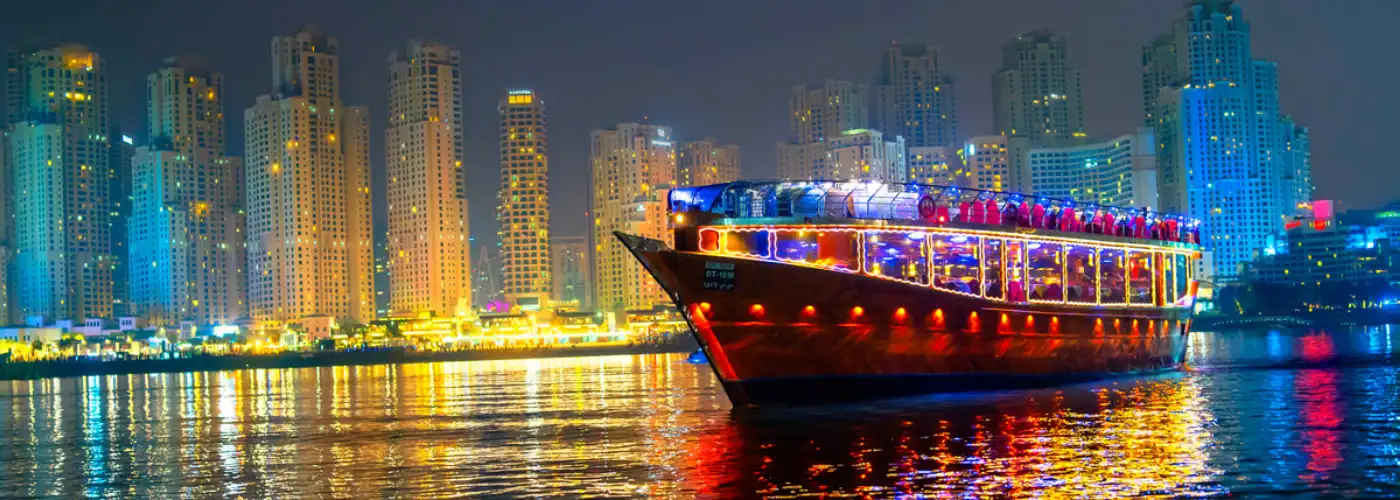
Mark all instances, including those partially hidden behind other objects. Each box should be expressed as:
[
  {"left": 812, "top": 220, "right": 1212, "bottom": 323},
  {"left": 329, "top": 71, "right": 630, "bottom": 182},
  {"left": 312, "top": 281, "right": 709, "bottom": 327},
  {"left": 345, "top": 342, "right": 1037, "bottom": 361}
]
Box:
[{"left": 669, "top": 180, "right": 1202, "bottom": 244}]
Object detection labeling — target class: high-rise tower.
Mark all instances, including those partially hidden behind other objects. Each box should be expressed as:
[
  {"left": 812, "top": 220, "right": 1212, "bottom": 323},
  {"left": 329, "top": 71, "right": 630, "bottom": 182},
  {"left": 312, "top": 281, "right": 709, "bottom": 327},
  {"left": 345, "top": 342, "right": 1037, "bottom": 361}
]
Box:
[
  {"left": 873, "top": 44, "right": 958, "bottom": 148},
  {"left": 992, "top": 30, "right": 1084, "bottom": 141},
  {"left": 245, "top": 27, "right": 373, "bottom": 325},
  {"left": 1146, "top": 0, "right": 1311, "bottom": 281},
  {"left": 386, "top": 41, "right": 470, "bottom": 317},
  {"left": 591, "top": 122, "right": 675, "bottom": 313},
  {"left": 128, "top": 57, "right": 246, "bottom": 326},
  {"left": 497, "top": 89, "right": 551, "bottom": 308},
  {"left": 7, "top": 45, "right": 114, "bottom": 322}
]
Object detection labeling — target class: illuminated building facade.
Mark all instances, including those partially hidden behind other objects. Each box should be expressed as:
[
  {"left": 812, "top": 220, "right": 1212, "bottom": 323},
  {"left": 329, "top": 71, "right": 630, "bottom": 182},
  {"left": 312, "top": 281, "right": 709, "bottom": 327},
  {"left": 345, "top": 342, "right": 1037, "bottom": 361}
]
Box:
[
  {"left": 961, "top": 135, "right": 1009, "bottom": 192},
  {"left": 908, "top": 146, "right": 962, "bottom": 186},
  {"left": 778, "top": 129, "right": 905, "bottom": 182},
  {"left": 129, "top": 57, "right": 247, "bottom": 325},
  {"left": 6, "top": 45, "right": 115, "bottom": 322},
  {"left": 591, "top": 122, "right": 675, "bottom": 313},
  {"left": 245, "top": 27, "right": 373, "bottom": 325},
  {"left": 497, "top": 89, "right": 550, "bottom": 308},
  {"left": 788, "top": 80, "right": 867, "bottom": 145},
  {"left": 1250, "top": 204, "right": 1397, "bottom": 287},
  {"left": 678, "top": 138, "right": 740, "bottom": 187},
  {"left": 993, "top": 30, "right": 1084, "bottom": 141},
  {"left": 1027, "top": 129, "right": 1157, "bottom": 209},
  {"left": 1146, "top": 0, "right": 1310, "bottom": 281},
  {"left": 873, "top": 44, "right": 958, "bottom": 148},
  {"left": 551, "top": 235, "right": 591, "bottom": 309},
  {"left": 387, "top": 41, "right": 469, "bottom": 317}
]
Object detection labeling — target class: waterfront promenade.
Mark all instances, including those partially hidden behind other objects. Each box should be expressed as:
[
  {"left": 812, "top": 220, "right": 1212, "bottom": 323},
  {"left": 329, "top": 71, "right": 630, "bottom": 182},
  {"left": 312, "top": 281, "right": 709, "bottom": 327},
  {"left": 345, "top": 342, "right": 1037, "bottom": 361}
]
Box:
[{"left": 0, "top": 336, "right": 697, "bottom": 381}]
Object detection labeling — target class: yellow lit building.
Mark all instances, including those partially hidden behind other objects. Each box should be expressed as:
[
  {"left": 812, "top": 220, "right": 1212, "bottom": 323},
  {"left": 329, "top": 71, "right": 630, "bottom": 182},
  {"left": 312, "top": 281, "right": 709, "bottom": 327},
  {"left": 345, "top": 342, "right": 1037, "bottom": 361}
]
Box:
[
  {"left": 591, "top": 122, "right": 675, "bottom": 314},
  {"left": 678, "top": 138, "right": 740, "bottom": 187},
  {"left": 386, "top": 41, "right": 470, "bottom": 318},
  {"left": 497, "top": 89, "right": 551, "bottom": 309},
  {"left": 245, "top": 27, "right": 374, "bottom": 326},
  {"left": 961, "top": 135, "right": 1010, "bottom": 192}
]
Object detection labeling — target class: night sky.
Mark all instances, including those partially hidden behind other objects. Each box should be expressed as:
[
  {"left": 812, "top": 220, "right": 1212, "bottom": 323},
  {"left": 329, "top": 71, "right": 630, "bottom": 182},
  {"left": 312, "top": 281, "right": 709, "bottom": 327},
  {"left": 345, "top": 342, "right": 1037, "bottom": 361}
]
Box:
[{"left": 3, "top": 0, "right": 1395, "bottom": 253}]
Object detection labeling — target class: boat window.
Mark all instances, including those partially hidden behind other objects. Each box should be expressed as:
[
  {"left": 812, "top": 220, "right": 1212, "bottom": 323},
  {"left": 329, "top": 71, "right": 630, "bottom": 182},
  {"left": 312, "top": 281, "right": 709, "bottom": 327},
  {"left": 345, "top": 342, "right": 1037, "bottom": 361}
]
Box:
[
  {"left": 982, "top": 239, "right": 1004, "bottom": 299},
  {"left": 1099, "top": 248, "right": 1126, "bottom": 304},
  {"left": 1066, "top": 246, "right": 1096, "bottom": 304},
  {"left": 774, "top": 230, "right": 817, "bottom": 263},
  {"left": 1161, "top": 254, "right": 1175, "bottom": 305},
  {"left": 1006, "top": 240, "right": 1027, "bottom": 302},
  {"left": 1128, "top": 251, "right": 1154, "bottom": 305},
  {"left": 1027, "top": 242, "right": 1064, "bottom": 302},
  {"left": 865, "top": 231, "right": 929, "bottom": 285},
  {"left": 775, "top": 230, "right": 859, "bottom": 271},
  {"left": 1174, "top": 254, "right": 1190, "bottom": 303},
  {"left": 722, "top": 230, "right": 770, "bottom": 258},
  {"left": 698, "top": 228, "right": 721, "bottom": 253},
  {"left": 932, "top": 234, "right": 979, "bottom": 294}
]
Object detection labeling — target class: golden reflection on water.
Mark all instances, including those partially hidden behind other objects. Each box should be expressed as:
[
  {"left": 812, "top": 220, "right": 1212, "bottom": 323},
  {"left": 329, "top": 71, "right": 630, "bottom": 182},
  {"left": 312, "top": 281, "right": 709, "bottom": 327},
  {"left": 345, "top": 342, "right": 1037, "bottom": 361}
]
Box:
[{"left": 0, "top": 355, "right": 731, "bottom": 497}]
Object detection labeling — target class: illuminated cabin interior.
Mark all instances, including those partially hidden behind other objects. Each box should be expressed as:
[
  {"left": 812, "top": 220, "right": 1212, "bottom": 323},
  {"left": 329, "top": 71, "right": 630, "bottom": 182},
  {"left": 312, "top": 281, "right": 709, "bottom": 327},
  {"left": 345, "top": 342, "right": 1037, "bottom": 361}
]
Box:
[{"left": 669, "top": 180, "right": 1201, "bottom": 309}]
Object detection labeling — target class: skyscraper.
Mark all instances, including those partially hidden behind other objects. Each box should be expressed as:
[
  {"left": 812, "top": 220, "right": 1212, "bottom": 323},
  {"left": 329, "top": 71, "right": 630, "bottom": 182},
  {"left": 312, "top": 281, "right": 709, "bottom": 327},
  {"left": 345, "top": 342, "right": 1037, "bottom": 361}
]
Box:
[
  {"left": 386, "top": 41, "right": 469, "bottom": 317},
  {"left": 109, "top": 128, "right": 135, "bottom": 317},
  {"left": 245, "top": 27, "right": 373, "bottom": 325},
  {"left": 907, "top": 146, "right": 963, "bottom": 186},
  {"left": 873, "top": 44, "right": 958, "bottom": 148},
  {"left": 591, "top": 122, "right": 675, "bottom": 314},
  {"left": 7, "top": 45, "right": 115, "bottom": 322},
  {"left": 788, "top": 81, "right": 867, "bottom": 145},
  {"left": 1146, "top": 0, "right": 1310, "bottom": 281},
  {"left": 128, "top": 57, "right": 246, "bottom": 326},
  {"left": 550, "top": 235, "right": 591, "bottom": 309},
  {"left": 992, "top": 30, "right": 1085, "bottom": 141},
  {"left": 678, "top": 138, "right": 740, "bottom": 186},
  {"left": 497, "top": 89, "right": 551, "bottom": 308}
]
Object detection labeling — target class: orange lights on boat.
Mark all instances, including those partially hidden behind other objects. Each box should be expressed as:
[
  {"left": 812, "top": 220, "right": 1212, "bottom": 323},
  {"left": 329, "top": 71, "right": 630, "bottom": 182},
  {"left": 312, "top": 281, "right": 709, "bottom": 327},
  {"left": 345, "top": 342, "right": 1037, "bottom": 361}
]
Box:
[
  {"left": 851, "top": 306, "right": 865, "bottom": 318},
  {"left": 1094, "top": 318, "right": 1105, "bottom": 336},
  {"left": 932, "top": 308, "right": 945, "bottom": 326},
  {"left": 1024, "top": 314, "right": 1035, "bottom": 331},
  {"left": 802, "top": 305, "right": 816, "bottom": 318},
  {"left": 968, "top": 311, "right": 982, "bottom": 332},
  {"left": 749, "top": 304, "right": 765, "bottom": 318},
  {"left": 1050, "top": 316, "right": 1060, "bottom": 334},
  {"left": 893, "top": 307, "right": 908, "bottom": 323},
  {"left": 700, "top": 302, "right": 712, "bottom": 313},
  {"left": 674, "top": 213, "right": 686, "bottom": 224}
]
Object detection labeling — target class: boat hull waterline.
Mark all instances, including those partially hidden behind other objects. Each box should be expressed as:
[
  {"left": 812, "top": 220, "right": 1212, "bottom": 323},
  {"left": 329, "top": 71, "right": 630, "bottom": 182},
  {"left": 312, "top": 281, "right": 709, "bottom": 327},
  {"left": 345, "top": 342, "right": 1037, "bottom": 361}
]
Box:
[{"left": 616, "top": 232, "right": 1191, "bottom": 406}]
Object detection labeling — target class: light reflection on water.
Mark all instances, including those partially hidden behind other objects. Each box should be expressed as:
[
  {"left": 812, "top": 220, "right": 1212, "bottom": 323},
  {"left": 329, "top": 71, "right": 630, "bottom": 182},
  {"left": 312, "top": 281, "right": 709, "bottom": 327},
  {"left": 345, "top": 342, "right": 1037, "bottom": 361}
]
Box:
[{"left": 1, "top": 327, "right": 1399, "bottom": 497}]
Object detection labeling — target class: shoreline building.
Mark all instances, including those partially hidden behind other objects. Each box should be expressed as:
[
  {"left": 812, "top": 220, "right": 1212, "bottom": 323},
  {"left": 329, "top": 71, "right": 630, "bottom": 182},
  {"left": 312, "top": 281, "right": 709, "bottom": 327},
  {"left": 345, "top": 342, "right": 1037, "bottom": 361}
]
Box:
[
  {"left": 6, "top": 45, "right": 116, "bottom": 323},
  {"left": 1146, "top": 0, "right": 1313, "bottom": 281},
  {"left": 590, "top": 122, "right": 675, "bottom": 314},
  {"left": 128, "top": 57, "right": 247, "bottom": 326},
  {"left": 386, "top": 41, "right": 470, "bottom": 318},
  {"left": 961, "top": 135, "right": 1010, "bottom": 192},
  {"left": 245, "top": 27, "right": 373, "bottom": 326},
  {"left": 678, "top": 138, "right": 740, "bottom": 187},
  {"left": 776, "top": 81, "right": 867, "bottom": 181},
  {"left": 908, "top": 146, "right": 963, "bottom": 186},
  {"left": 497, "top": 89, "right": 550, "bottom": 309},
  {"left": 992, "top": 30, "right": 1087, "bottom": 192},
  {"left": 873, "top": 44, "right": 957, "bottom": 148},
  {"left": 1026, "top": 129, "right": 1158, "bottom": 209}
]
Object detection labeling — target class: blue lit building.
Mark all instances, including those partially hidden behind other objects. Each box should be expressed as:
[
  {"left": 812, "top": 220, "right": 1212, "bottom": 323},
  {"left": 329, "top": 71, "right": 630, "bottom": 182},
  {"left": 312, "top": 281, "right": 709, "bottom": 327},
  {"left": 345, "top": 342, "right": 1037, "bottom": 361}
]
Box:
[
  {"left": 6, "top": 45, "right": 116, "bottom": 323},
  {"left": 1249, "top": 203, "right": 1398, "bottom": 287},
  {"left": 1145, "top": 0, "right": 1313, "bottom": 282}
]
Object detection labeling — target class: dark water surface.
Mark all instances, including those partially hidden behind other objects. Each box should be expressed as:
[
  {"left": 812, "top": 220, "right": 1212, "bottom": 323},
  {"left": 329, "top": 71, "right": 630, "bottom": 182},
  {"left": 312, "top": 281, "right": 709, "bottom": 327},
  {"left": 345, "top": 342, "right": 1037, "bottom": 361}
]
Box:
[{"left": 3, "top": 327, "right": 1400, "bottom": 498}]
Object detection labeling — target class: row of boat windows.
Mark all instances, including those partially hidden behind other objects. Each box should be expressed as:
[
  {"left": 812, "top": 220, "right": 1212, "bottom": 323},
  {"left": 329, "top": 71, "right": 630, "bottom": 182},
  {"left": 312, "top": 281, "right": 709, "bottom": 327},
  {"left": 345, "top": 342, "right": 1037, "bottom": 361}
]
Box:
[{"left": 699, "top": 228, "right": 1194, "bottom": 307}]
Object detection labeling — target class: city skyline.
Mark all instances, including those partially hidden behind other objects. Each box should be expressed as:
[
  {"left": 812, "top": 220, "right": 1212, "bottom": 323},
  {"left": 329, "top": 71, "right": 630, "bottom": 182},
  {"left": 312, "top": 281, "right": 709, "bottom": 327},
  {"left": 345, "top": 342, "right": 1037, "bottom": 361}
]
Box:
[{"left": 1, "top": 0, "right": 1388, "bottom": 254}]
